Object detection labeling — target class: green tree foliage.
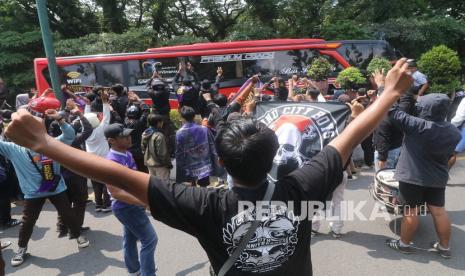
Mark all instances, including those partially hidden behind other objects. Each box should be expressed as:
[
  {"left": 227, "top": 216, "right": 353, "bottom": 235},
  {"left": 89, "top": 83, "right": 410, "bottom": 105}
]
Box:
[
  {"left": 366, "top": 57, "right": 392, "bottom": 75},
  {"left": 307, "top": 58, "right": 333, "bottom": 81},
  {"left": 0, "top": 31, "right": 43, "bottom": 88},
  {"left": 418, "top": 45, "right": 461, "bottom": 94},
  {"left": 1, "top": 0, "right": 465, "bottom": 91},
  {"left": 321, "top": 21, "right": 372, "bottom": 40},
  {"left": 54, "top": 29, "right": 157, "bottom": 56},
  {"left": 95, "top": 0, "right": 129, "bottom": 33},
  {"left": 336, "top": 67, "right": 366, "bottom": 89}
]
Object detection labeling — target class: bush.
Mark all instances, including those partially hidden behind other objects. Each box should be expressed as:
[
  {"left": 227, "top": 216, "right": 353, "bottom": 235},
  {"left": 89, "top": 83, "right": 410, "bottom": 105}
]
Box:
[
  {"left": 307, "top": 57, "right": 332, "bottom": 81},
  {"left": 366, "top": 57, "right": 392, "bottom": 75},
  {"left": 55, "top": 28, "right": 157, "bottom": 56},
  {"left": 169, "top": 109, "right": 182, "bottom": 130},
  {"left": 336, "top": 67, "right": 366, "bottom": 89},
  {"left": 418, "top": 45, "right": 461, "bottom": 94}
]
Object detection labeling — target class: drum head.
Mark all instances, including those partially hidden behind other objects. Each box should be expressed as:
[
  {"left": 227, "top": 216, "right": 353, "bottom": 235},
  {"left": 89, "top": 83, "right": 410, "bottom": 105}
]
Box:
[{"left": 375, "top": 169, "right": 399, "bottom": 188}]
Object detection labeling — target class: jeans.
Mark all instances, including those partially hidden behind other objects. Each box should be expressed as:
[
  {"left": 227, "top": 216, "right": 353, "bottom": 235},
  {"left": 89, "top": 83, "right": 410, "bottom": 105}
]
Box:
[
  {"left": 455, "top": 127, "right": 465, "bottom": 153},
  {"left": 113, "top": 205, "right": 157, "bottom": 276},
  {"left": 374, "top": 147, "right": 401, "bottom": 172},
  {"left": 19, "top": 191, "right": 81, "bottom": 248}
]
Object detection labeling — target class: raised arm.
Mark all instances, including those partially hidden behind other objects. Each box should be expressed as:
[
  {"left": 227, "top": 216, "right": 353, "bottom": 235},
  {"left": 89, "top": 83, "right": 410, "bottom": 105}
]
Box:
[
  {"left": 5, "top": 111, "right": 150, "bottom": 205},
  {"left": 451, "top": 99, "right": 465, "bottom": 128},
  {"left": 72, "top": 109, "right": 93, "bottom": 145},
  {"left": 328, "top": 59, "right": 413, "bottom": 164}
]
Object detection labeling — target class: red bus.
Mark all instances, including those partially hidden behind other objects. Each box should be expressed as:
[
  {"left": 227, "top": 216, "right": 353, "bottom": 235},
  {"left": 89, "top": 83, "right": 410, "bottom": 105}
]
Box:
[{"left": 34, "top": 39, "right": 397, "bottom": 107}]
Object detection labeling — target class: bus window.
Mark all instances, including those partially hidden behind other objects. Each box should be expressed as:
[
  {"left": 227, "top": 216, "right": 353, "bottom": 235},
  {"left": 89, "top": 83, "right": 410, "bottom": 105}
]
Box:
[
  {"left": 98, "top": 62, "right": 125, "bottom": 86},
  {"left": 337, "top": 42, "right": 373, "bottom": 69},
  {"left": 241, "top": 49, "right": 342, "bottom": 79},
  {"left": 128, "top": 58, "right": 179, "bottom": 86},
  {"left": 188, "top": 55, "right": 239, "bottom": 82},
  {"left": 53, "top": 63, "right": 97, "bottom": 93}
]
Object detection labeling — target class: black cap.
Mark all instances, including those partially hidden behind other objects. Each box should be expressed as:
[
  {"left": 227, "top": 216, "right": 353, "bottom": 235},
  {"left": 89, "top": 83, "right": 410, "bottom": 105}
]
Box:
[{"left": 104, "top": 123, "right": 133, "bottom": 139}]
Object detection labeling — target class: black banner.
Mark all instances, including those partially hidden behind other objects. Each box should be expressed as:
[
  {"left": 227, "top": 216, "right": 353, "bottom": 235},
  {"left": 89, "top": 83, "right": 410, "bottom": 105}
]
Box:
[{"left": 255, "top": 101, "right": 350, "bottom": 181}]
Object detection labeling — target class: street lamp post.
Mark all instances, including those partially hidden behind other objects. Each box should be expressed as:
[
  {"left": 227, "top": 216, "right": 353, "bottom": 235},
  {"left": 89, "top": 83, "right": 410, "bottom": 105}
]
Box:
[{"left": 36, "top": 0, "right": 64, "bottom": 106}]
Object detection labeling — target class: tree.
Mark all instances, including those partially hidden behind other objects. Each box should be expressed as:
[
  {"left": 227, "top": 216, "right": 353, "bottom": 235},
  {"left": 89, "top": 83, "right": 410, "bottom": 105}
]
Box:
[
  {"left": 54, "top": 29, "right": 157, "bottom": 56},
  {"left": 0, "top": 30, "right": 43, "bottom": 99},
  {"left": 336, "top": 67, "right": 366, "bottom": 89},
  {"left": 95, "top": 0, "right": 129, "bottom": 33},
  {"left": 164, "top": 0, "right": 247, "bottom": 41},
  {"left": 418, "top": 45, "right": 461, "bottom": 94},
  {"left": 366, "top": 57, "right": 392, "bottom": 75},
  {"left": 12, "top": 0, "right": 99, "bottom": 38}
]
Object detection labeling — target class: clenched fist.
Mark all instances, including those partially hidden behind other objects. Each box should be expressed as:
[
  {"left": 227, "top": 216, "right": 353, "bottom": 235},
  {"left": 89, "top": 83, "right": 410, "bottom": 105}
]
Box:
[
  {"left": 384, "top": 58, "right": 413, "bottom": 98},
  {"left": 5, "top": 109, "right": 49, "bottom": 152}
]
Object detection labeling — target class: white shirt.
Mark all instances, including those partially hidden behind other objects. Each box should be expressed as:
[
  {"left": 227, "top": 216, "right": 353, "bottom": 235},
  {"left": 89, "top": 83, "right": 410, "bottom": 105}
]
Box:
[
  {"left": 452, "top": 98, "right": 465, "bottom": 128},
  {"left": 85, "top": 104, "right": 110, "bottom": 157},
  {"left": 412, "top": 71, "right": 427, "bottom": 87}
]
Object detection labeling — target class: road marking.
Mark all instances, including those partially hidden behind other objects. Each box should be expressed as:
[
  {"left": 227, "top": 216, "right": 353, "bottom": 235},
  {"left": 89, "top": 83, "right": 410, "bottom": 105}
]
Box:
[{"left": 457, "top": 156, "right": 465, "bottom": 161}]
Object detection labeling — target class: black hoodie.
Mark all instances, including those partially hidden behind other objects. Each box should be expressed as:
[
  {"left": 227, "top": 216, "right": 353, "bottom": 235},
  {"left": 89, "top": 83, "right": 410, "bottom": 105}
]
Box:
[{"left": 389, "top": 93, "right": 461, "bottom": 187}]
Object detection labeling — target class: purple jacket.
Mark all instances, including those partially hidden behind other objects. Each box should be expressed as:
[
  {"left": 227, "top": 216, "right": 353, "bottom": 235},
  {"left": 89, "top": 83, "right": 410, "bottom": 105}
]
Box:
[{"left": 175, "top": 123, "right": 217, "bottom": 182}]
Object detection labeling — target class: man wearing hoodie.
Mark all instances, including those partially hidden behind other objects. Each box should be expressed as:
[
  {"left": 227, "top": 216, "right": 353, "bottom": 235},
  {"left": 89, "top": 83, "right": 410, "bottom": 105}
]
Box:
[{"left": 386, "top": 93, "right": 461, "bottom": 258}]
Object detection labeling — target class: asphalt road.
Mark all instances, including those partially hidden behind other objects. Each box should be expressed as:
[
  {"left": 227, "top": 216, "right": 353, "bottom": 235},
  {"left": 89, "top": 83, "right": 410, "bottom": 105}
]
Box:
[{"left": 2, "top": 157, "right": 465, "bottom": 276}]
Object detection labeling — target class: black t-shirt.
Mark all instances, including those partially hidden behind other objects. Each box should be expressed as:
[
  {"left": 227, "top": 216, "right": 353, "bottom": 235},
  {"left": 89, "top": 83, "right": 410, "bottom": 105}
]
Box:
[{"left": 148, "top": 146, "right": 343, "bottom": 275}]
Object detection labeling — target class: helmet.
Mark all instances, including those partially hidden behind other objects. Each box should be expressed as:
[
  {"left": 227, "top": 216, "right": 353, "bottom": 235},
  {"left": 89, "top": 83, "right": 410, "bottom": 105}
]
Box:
[
  {"left": 126, "top": 105, "right": 141, "bottom": 119},
  {"left": 150, "top": 79, "right": 166, "bottom": 91},
  {"left": 28, "top": 93, "right": 61, "bottom": 114}
]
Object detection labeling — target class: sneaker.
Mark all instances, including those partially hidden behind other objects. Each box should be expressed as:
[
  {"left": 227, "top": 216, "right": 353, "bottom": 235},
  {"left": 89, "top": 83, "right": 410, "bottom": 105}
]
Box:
[
  {"left": 77, "top": 236, "right": 90, "bottom": 248},
  {"left": 2, "top": 219, "right": 21, "bottom": 228},
  {"left": 129, "top": 270, "right": 141, "bottom": 276},
  {"left": 348, "top": 175, "right": 357, "bottom": 181},
  {"left": 330, "top": 230, "right": 342, "bottom": 239},
  {"left": 310, "top": 230, "right": 319, "bottom": 238},
  {"left": 431, "top": 242, "right": 451, "bottom": 259},
  {"left": 11, "top": 247, "right": 27, "bottom": 266},
  {"left": 95, "top": 206, "right": 102, "bottom": 212},
  {"left": 1, "top": 240, "right": 12, "bottom": 250},
  {"left": 385, "top": 239, "right": 413, "bottom": 254},
  {"left": 101, "top": 206, "right": 112, "bottom": 213}
]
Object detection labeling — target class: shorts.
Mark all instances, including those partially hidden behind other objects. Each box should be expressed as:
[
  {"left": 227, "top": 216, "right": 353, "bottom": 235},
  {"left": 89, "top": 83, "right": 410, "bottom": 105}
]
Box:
[{"left": 399, "top": 182, "right": 445, "bottom": 207}]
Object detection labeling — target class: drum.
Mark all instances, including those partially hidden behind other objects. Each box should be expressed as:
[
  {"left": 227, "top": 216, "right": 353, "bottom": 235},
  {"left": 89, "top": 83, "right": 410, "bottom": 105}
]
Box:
[{"left": 371, "top": 169, "right": 403, "bottom": 214}]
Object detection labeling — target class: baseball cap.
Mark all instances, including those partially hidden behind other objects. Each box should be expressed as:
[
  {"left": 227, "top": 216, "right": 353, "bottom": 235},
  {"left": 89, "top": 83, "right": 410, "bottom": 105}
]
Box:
[{"left": 104, "top": 123, "right": 133, "bottom": 139}]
